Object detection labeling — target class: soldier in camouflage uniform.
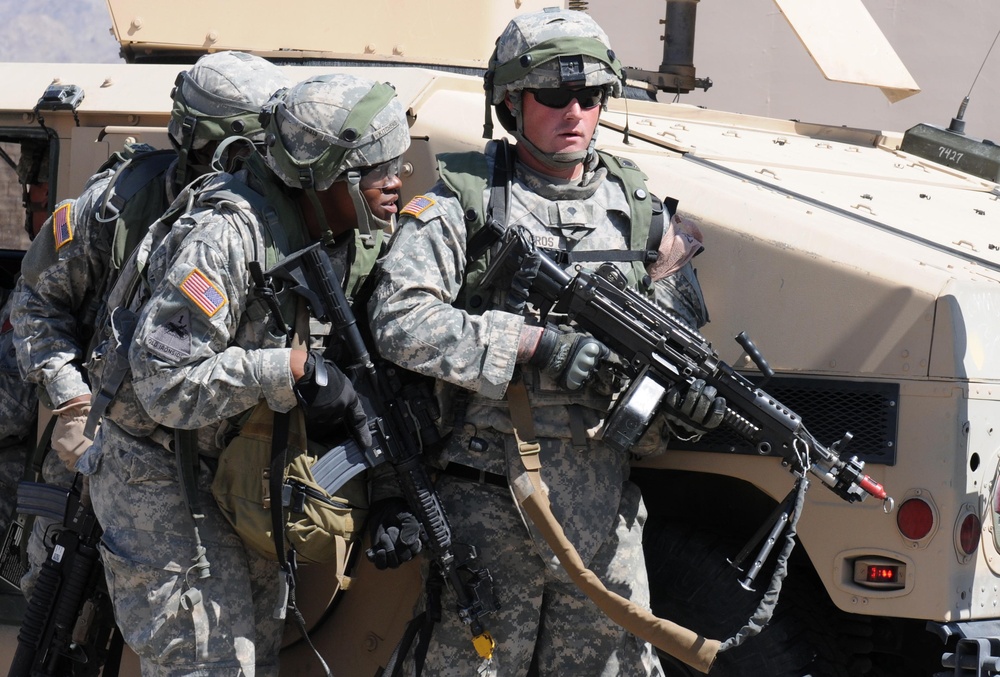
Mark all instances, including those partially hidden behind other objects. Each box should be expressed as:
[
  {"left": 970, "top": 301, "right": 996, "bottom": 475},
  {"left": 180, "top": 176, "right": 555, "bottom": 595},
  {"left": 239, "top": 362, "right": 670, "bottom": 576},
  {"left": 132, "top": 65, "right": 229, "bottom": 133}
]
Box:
[
  {"left": 10, "top": 51, "right": 290, "bottom": 599},
  {"left": 368, "top": 8, "right": 724, "bottom": 676},
  {"left": 0, "top": 288, "right": 36, "bottom": 539},
  {"left": 76, "top": 72, "right": 410, "bottom": 676},
  {"left": 0, "top": 142, "right": 48, "bottom": 560}
]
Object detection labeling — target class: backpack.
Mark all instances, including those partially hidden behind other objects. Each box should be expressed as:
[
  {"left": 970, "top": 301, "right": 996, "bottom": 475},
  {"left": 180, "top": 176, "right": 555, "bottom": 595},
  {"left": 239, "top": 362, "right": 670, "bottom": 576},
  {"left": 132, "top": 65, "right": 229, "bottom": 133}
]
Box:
[{"left": 86, "top": 144, "right": 176, "bottom": 351}]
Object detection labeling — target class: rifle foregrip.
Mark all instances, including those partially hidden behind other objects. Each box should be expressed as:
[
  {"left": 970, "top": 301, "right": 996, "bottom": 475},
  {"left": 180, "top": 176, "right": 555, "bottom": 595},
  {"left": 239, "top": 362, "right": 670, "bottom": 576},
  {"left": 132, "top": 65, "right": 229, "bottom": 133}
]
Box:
[
  {"left": 395, "top": 457, "right": 452, "bottom": 553},
  {"left": 7, "top": 559, "right": 60, "bottom": 676}
]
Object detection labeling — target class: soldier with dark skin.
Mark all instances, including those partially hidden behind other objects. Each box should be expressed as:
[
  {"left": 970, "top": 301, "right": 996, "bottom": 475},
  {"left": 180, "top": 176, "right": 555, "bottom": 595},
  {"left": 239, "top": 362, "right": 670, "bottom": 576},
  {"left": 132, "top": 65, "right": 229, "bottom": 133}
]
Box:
[
  {"left": 77, "top": 72, "right": 409, "bottom": 676},
  {"left": 368, "top": 8, "right": 724, "bottom": 676}
]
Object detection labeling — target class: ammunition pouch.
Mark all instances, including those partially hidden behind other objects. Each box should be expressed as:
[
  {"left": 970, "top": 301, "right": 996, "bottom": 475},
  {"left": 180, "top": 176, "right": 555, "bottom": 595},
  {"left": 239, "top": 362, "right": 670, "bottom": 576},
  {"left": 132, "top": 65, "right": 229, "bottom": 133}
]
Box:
[{"left": 211, "top": 401, "right": 369, "bottom": 565}]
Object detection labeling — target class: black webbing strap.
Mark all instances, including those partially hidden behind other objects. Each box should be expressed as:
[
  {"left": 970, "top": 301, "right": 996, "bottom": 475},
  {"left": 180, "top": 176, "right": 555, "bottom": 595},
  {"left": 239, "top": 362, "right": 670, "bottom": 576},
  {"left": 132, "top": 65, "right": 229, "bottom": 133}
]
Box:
[
  {"left": 466, "top": 139, "right": 513, "bottom": 263},
  {"left": 174, "top": 428, "right": 210, "bottom": 581},
  {"left": 269, "top": 409, "right": 332, "bottom": 677}
]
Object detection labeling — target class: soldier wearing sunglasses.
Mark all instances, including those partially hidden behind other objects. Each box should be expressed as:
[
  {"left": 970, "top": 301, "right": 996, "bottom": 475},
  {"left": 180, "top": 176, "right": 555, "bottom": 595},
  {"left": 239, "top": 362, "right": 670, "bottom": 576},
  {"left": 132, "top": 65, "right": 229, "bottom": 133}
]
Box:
[{"left": 368, "top": 8, "right": 719, "bottom": 676}]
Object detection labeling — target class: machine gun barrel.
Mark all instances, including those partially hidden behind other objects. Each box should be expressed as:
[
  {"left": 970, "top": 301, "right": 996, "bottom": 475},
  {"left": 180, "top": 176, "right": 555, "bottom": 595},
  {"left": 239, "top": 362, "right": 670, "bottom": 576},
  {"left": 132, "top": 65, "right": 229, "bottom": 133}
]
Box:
[{"left": 524, "top": 235, "right": 890, "bottom": 508}]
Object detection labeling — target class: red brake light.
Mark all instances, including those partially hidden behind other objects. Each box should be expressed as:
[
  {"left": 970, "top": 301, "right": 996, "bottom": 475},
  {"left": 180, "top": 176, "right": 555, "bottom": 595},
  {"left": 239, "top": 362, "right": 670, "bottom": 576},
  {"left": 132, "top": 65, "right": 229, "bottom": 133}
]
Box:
[
  {"left": 897, "top": 498, "right": 934, "bottom": 541},
  {"left": 958, "top": 512, "right": 980, "bottom": 556}
]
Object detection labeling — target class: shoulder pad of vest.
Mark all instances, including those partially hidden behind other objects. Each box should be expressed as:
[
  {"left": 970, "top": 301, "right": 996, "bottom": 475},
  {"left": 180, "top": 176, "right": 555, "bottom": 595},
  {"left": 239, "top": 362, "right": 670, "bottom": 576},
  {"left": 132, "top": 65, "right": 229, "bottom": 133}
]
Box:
[
  {"left": 436, "top": 151, "right": 490, "bottom": 226},
  {"left": 598, "top": 150, "right": 649, "bottom": 182},
  {"left": 437, "top": 151, "right": 490, "bottom": 183}
]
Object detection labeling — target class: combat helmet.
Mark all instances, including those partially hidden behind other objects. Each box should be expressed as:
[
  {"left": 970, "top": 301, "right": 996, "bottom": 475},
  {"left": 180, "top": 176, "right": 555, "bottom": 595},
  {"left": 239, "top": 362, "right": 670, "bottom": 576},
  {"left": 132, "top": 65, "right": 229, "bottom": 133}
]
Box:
[
  {"left": 261, "top": 72, "right": 410, "bottom": 243},
  {"left": 168, "top": 51, "right": 289, "bottom": 184},
  {"left": 484, "top": 7, "right": 623, "bottom": 169}
]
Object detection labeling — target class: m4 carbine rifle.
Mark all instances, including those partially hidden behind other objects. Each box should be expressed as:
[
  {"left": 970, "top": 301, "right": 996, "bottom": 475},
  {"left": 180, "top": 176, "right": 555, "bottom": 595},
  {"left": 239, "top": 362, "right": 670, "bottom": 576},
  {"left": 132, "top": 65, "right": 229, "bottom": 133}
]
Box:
[
  {"left": 8, "top": 479, "right": 120, "bottom": 677},
  {"left": 487, "top": 226, "right": 892, "bottom": 511},
  {"left": 266, "top": 243, "right": 499, "bottom": 661}
]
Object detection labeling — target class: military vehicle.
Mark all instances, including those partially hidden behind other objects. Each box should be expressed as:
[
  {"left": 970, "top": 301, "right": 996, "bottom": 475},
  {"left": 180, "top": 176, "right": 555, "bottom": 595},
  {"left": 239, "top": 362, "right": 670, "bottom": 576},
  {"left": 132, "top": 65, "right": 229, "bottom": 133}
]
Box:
[{"left": 1, "top": 0, "right": 1000, "bottom": 675}]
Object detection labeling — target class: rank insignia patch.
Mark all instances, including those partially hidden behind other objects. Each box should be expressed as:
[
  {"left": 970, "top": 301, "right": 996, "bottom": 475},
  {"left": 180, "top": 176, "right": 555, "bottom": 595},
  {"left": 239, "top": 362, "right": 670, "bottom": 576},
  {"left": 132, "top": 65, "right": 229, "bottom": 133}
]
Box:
[
  {"left": 53, "top": 203, "right": 73, "bottom": 250},
  {"left": 401, "top": 195, "right": 435, "bottom": 217},
  {"left": 179, "top": 268, "right": 227, "bottom": 317}
]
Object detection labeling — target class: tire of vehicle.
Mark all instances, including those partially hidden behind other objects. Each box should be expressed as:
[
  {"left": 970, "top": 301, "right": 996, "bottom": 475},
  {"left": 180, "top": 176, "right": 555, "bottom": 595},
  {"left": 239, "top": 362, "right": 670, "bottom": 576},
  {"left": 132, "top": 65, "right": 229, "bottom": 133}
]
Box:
[{"left": 644, "top": 517, "right": 874, "bottom": 677}]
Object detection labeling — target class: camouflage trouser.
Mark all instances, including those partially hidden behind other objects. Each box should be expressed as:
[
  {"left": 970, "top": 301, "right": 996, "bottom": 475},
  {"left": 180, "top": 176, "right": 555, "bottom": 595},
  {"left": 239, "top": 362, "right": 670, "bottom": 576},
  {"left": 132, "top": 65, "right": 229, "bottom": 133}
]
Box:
[
  {"left": 82, "top": 421, "right": 285, "bottom": 677},
  {"left": 402, "top": 476, "right": 664, "bottom": 677},
  {"left": 0, "top": 443, "right": 27, "bottom": 537}
]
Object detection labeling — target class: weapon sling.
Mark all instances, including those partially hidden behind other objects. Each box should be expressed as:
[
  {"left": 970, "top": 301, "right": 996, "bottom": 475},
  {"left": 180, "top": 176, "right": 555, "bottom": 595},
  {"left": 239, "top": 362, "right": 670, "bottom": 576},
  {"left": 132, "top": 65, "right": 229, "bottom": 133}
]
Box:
[{"left": 504, "top": 379, "right": 720, "bottom": 674}]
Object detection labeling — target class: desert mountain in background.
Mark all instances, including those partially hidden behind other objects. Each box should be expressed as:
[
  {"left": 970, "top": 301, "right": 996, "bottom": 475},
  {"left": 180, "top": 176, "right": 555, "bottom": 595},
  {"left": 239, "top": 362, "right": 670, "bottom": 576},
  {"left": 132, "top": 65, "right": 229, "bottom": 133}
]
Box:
[{"left": 0, "top": 0, "right": 121, "bottom": 63}]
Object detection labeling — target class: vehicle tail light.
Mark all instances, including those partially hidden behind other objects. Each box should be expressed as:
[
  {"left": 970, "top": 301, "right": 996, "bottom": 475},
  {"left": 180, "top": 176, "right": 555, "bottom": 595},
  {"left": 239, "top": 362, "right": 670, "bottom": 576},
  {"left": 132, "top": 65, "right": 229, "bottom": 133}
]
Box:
[
  {"left": 957, "top": 511, "right": 980, "bottom": 557},
  {"left": 897, "top": 497, "right": 934, "bottom": 541}
]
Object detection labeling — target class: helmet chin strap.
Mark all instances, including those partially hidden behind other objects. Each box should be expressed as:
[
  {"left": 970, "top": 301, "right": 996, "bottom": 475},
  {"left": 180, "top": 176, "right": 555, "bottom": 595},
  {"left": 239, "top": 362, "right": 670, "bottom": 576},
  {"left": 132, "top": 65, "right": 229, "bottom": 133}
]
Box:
[
  {"left": 509, "top": 90, "right": 594, "bottom": 173},
  {"left": 344, "top": 171, "right": 383, "bottom": 248}
]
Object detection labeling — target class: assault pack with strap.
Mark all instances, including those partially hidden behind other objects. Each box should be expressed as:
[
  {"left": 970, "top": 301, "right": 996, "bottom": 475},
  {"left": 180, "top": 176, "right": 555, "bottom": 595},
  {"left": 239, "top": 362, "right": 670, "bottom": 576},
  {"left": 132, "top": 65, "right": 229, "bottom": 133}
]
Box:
[{"left": 83, "top": 144, "right": 177, "bottom": 350}]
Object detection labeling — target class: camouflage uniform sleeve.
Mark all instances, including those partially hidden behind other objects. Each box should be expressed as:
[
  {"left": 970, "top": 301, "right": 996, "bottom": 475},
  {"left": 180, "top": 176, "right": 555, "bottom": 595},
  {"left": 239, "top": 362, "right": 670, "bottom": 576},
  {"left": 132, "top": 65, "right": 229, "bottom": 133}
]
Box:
[
  {"left": 11, "top": 171, "right": 114, "bottom": 407},
  {"left": 0, "top": 290, "right": 37, "bottom": 441},
  {"left": 129, "top": 209, "right": 296, "bottom": 430},
  {"left": 369, "top": 186, "right": 524, "bottom": 400},
  {"left": 651, "top": 260, "right": 709, "bottom": 331}
]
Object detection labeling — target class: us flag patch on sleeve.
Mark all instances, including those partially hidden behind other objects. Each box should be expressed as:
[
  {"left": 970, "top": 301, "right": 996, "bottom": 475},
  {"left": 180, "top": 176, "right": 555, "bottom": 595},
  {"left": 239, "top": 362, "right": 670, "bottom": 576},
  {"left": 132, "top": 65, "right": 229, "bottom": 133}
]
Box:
[
  {"left": 52, "top": 203, "right": 73, "bottom": 250},
  {"left": 179, "top": 268, "right": 227, "bottom": 317},
  {"left": 401, "top": 195, "right": 435, "bottom": 217}
]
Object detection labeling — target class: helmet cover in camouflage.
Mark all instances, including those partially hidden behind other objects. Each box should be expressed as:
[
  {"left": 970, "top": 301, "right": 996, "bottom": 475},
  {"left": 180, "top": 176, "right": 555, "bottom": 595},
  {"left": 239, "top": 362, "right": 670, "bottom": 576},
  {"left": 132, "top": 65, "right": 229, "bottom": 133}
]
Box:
[
  {"left": 487, "top": 7, "right": 623, "bottom": 104},
  {"left": 262, "top": 73, "right": 410, "bottom": 191},
  {"left": 168, "top": 51, "right": 290, "bottom": 150}
]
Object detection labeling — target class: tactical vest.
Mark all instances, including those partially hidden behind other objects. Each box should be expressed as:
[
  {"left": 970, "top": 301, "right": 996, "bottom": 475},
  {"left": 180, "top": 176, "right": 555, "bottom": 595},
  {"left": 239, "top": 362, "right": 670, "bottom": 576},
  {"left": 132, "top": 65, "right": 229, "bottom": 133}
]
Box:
[{"left": 436, "top": 140, "right": 666, "bottom": 314}]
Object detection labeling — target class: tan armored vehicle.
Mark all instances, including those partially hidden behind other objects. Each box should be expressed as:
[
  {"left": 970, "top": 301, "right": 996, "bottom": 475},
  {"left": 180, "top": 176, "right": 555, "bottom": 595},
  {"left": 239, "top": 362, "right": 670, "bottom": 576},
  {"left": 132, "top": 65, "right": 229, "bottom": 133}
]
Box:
[{"left": 1, "top": 1, "right": 999, "bottom": 675}]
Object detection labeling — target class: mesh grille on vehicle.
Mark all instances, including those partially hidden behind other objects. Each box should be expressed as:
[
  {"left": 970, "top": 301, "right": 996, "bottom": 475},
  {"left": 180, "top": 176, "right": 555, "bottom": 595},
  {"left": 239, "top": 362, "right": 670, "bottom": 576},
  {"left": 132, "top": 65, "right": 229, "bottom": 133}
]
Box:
[{"left": 670, "top": 376, "right": 899, "bottom": 465}]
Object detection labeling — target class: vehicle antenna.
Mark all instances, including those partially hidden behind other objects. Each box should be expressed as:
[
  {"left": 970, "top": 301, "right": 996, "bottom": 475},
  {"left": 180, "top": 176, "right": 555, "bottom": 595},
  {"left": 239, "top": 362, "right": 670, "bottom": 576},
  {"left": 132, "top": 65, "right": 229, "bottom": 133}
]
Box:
[{"left": 949, "top": 24, "right": 1000, "bottom": 134}]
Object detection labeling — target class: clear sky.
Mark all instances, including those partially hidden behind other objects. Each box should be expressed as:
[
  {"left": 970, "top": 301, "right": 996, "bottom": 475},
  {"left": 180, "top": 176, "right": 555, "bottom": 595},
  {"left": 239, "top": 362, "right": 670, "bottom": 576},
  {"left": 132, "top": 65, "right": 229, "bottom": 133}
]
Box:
[{"left": 0, "top": 0, "right": 121, "bottom": 63}]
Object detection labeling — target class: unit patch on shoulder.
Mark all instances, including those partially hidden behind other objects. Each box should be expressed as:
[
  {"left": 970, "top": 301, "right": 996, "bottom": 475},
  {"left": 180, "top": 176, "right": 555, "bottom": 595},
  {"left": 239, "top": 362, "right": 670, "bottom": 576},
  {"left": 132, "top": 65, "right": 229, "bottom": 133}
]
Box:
[
  {"left": 401, "top": 195, "right": 436, "bottom": 218},
  {"left": 52, "top": 203, "right": 73, "bottom": 250},
  {"left": 179, "top": 268, "right": 227, "bottom": 317},
  {"left": 144, "top": 308, "right": 192, "bottom": 362}
]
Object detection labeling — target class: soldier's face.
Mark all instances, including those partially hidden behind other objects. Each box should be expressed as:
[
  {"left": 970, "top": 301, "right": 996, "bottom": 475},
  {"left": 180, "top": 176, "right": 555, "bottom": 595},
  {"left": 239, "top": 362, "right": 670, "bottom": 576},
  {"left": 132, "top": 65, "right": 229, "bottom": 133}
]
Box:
[
  {"left": 519, "top": 88, "right": 601, "bottom": 158},
  {"left": 317, "top": 170, "right": 402, "bottom": 238}
]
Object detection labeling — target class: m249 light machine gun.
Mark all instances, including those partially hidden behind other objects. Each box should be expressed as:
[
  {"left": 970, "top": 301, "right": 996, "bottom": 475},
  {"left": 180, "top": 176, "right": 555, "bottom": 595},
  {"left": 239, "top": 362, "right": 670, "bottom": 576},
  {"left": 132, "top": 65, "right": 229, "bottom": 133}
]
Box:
[{"left": 485, "top": 226, "right": 893, "bottom": 591}]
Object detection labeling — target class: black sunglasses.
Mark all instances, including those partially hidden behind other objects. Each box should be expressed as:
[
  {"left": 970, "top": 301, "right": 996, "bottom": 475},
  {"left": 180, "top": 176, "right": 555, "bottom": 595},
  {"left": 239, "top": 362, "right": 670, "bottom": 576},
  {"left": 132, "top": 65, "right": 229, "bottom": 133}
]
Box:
[{"left": 527, "top": 86, "right": 605, "bottom": 110}]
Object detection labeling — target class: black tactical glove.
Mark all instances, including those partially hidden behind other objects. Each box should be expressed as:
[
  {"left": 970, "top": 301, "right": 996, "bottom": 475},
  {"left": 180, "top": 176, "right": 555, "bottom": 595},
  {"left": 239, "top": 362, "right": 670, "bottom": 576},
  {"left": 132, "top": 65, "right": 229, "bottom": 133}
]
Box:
[
  {"left": 294, "top": 350, "right": 372, "bottom": 448},
  {"left": 365, "top": 498, "right": 424, "bottom": 570},
  {"left": 664, "top": 378, "right": 727, "bottom": 438},
  {"left": 529, "top": 326, "right": 609, "bottom": 390}
]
